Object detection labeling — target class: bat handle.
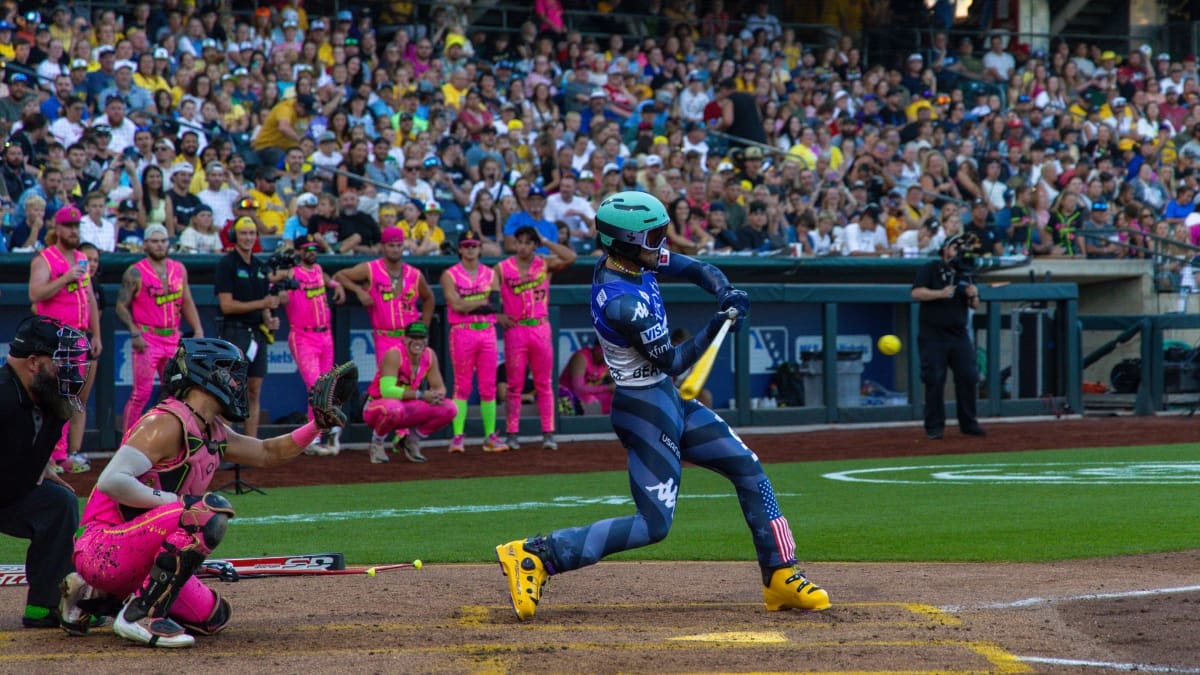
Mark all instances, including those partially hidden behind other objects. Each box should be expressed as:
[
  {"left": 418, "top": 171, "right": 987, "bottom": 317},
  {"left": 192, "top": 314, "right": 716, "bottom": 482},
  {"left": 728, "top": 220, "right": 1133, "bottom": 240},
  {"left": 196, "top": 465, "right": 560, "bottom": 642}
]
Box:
[{"left": 722, "top": 308, "right": 739, "bottom": 321}]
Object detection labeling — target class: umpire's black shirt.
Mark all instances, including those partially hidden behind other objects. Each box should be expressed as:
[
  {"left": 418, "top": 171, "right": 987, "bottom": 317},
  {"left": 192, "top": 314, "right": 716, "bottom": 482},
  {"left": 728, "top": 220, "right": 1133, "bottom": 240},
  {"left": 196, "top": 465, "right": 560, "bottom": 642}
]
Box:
[
  {"left": 0, "top": 364, "right": 69, "bottom": 508},
  {"left": 214, "top": 250, "right": 270, "bottom": 327},
  {"left": 912, "top": 258, "right": 970, "bottom": 339}
]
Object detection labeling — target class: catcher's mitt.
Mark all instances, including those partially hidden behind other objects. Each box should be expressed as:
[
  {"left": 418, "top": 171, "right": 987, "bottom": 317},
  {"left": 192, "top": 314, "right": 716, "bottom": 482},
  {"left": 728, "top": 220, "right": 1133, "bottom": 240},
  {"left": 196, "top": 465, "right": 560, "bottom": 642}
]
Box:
[{"left": 309, "top": 361, "right": 359, "bottom": 429}]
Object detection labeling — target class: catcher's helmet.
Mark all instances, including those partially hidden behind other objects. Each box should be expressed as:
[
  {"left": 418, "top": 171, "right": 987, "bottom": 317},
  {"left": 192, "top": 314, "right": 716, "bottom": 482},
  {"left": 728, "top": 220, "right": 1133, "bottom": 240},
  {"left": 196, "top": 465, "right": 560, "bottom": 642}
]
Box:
[
  {"left": 595, "top": 191, "right": 670, "bottom": 267},
  {"left": 163, "top": 338, "right": 250, "bottom": 421}
]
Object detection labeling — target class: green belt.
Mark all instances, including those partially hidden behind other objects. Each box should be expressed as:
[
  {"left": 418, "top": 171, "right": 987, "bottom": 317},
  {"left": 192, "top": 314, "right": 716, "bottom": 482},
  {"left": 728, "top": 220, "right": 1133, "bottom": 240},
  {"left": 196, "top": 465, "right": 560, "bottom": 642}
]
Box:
[
  {"left": 375, "top": 329, "right": 406, "bottom": 337},
  {"left": 455, "top": 322, "right": 492, "bottom": 330},
  {"left": 140, "top": 325, "right": 176, "bottom": 337},
  {"left": 516, "top": 318, "right": 543, "bottom": 326}
]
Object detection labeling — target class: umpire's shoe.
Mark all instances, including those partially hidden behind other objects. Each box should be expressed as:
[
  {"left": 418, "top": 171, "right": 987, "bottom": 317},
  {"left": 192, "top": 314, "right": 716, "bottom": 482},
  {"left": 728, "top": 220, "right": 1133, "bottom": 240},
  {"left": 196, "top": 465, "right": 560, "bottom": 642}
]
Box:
[
  {"left": 763, "top": 565, "right": 831, "bottom": 611},
  {"left": 496, "top": 539, "right": 550, "bottom": 620},
  {"left": 113, "top": 600, "right": 195, "bottom": 648},
  {"left": 60, "top": 572, "right": 105, "bottom": 636}
]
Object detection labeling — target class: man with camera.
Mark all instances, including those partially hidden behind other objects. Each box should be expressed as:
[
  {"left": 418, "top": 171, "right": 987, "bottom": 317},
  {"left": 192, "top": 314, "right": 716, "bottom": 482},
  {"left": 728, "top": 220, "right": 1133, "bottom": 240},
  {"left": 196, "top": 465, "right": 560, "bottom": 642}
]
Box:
[
  {"left": 214, "top": 218, "right": 289, "bottom": 438},
  {"left": 910, "top": 233, "right": 985, "bottom": 440}
]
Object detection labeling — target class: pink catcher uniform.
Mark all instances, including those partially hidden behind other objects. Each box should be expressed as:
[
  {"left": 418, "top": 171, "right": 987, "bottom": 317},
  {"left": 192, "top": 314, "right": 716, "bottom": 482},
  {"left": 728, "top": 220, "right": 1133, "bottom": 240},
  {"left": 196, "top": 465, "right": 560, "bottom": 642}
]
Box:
[
  {"left": 497, "top": 256, "right": 555, "bottom": 434},
  {"left": 74, "top": 399, "right": 229, "bottom": 629},
  {"left": 123, "top": 258, "right": 186, "bottom": 432},
  {"left": 445, "top": 263, "right": 498, "bottom": 401},
  {"left": 35, "top": 245, "right": 92, "bottom": 464},
  {"left": 286, "top": 264, "right": 335, "bottom": 414},
  {"left": 367, "top": 258, "right": 422, "bottom": 364},
  {"left": 362, "top": 345, "right": 456, "bottom": 437}
]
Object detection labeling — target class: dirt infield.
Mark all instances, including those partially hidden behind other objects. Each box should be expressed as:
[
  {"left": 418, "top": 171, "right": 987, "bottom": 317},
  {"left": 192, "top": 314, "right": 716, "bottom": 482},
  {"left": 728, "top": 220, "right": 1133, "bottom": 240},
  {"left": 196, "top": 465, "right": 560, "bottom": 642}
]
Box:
[{"left": 3, "top": 415, "right": 1198, "bottom": 672}]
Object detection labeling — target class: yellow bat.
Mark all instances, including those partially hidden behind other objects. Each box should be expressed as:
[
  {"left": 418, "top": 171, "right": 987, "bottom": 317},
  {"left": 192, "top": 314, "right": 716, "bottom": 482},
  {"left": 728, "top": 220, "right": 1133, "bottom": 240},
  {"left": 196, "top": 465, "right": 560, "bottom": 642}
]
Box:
[{"left": 679, "top": 310, "right": 736, "bottom": 401}]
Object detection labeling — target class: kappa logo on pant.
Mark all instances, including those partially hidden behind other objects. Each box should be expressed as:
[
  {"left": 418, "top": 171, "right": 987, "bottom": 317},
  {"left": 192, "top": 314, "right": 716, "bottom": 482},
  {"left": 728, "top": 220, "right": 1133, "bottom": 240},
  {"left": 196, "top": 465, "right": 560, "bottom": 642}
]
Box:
[{"left": 645, "top": 478, "right": 678, "bottom": 509}]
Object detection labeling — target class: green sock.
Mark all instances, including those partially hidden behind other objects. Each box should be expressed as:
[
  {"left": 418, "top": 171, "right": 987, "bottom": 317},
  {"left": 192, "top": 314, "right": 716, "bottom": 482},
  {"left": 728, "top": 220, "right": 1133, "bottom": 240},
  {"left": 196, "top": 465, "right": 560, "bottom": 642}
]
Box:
[
  {"left": 481, "top": 399, "right": 497, "bottom": 435},
  {"left": 453, "top": 399, "right": 468, "bottom": 435},
  {"left": 24, "top": 604, "right": 51, "bottom": 620}
]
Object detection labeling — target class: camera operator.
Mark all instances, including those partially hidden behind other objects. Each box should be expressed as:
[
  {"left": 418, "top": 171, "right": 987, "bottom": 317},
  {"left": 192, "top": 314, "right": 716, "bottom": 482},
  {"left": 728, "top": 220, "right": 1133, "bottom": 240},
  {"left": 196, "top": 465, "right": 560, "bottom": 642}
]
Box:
[
  {"left": 214, "top": 217, "right": 289, "bottom": 438},
  {"left": 910, "top": 233, "right": 986, "bottom": 440}
]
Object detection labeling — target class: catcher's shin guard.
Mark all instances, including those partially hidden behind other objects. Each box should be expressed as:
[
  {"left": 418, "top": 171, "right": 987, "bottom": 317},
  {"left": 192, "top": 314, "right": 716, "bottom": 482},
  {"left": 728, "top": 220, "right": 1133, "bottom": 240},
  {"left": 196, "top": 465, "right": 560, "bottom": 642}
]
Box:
[
  {"left": 114, "top": 545, "right": 204, "bottom": 648},
  {"left": 176, "top": 593, "right": 232, "bottom": 636}
]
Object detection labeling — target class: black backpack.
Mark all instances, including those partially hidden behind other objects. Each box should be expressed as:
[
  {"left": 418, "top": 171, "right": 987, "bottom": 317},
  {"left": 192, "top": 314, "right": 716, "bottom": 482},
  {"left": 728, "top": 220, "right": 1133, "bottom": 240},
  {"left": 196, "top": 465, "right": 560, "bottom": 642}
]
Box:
[{"left": 769, "top": 361, "right": 805, "bottom": 407}]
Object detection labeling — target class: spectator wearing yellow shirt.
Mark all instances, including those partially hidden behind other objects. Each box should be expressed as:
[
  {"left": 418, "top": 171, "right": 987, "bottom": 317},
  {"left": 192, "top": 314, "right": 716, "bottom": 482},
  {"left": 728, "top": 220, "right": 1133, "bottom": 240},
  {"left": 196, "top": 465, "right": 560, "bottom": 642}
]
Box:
[
  {"left": 254, "top": 94, "right": 315, "bottom": 169},
  {"left": 133, "top": 49, "right": 171, "bottom": 94},
  {"left": 441, "top": 69, "right": 471, "bottom": 112},
  {"left": 248, "top": 167, "right": 288, "bottom": 235},
  {"left": 49, "top": 4, "right": 73, "bottom": 52},
  {"left": 398, "top": 200, "right": 446, "bottom": 255},
  {"left": 0, "top": 20, "right": 15, "bottom": 61}
]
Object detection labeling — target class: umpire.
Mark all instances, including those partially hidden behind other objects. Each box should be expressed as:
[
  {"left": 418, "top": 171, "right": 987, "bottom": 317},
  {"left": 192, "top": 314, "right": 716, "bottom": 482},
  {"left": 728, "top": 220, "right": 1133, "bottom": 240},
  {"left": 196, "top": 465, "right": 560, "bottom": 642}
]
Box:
[
  {"left": 0, "top": 316, "right": 89, "bottom": 627},
  {"left": 910, "top": 234, "right": 986, "bottom": 439},
  {"left": 215, "top": 217, "right": 288, "bottom": 439}
]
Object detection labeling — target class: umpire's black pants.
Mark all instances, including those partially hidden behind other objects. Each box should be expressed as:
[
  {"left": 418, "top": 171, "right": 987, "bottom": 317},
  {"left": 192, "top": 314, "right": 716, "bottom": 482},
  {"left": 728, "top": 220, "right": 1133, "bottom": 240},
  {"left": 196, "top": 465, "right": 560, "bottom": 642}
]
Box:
[
  {"left": 918, "top": 335, "right": 980, "bottom": 433},
  {"left": 0, "top": 481, "right": 79, "bottom": 610}
]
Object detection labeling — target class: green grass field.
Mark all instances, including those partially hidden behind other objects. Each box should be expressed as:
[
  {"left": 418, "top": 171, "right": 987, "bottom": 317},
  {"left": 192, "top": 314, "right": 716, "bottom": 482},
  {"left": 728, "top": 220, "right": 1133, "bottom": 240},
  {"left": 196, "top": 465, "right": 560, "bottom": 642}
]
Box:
[{"left": 4, "top": 444, "right": 1197, "bottom": 566}]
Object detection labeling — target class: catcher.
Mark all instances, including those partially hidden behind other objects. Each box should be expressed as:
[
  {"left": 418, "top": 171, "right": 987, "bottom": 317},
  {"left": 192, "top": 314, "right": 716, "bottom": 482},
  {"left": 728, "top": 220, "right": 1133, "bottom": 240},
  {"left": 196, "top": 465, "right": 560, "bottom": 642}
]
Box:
[{"left": 64, "top": 338, "right": 357, "bottom": 648}]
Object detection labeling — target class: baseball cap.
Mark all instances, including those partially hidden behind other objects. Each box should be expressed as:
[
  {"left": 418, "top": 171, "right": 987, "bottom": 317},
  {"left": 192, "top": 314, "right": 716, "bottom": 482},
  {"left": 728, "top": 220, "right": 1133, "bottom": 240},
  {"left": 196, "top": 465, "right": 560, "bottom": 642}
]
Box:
[
  {"left": 118, "top": 198, "right": 138, "bottom": 213},
  {"left": 310, "top": 19, "right": 327, "bottom": 30},
  {"left": 0, "top": 20, "right": 14, "bottom": 31},
  {"left": 9, "top": 316, "right": 76, "bottom": 358},
  {"left": 171, "top": 162, "right": 195, "bottom": 176},
  {"left": 578, "top": 169, "right": 594, "bottom": 180},
  {"left": 424, "top": 200, "right": 444, "bottom": 212},
  {"left": 295, "top": 192, "right": 319, "bottom": 208},
  {"left": 603, "top": 163, "right": 620, "bottom": 175},
  {"left": 590, "top": 88, "right": 607, "bottom": 99},
  {"left": 717, "top": 161, "right": 734, "bottom": 172},
  {"left": 1092, "top": 201, "right": 1110, "bottom": 211},
  {"left": 54, "top": 205, "right": 82, "bottom": 225},
  {"left": 144, "top": 224, "right": 169, "bottom": 240},
  {"left": 154, "top": 47, "right": 170, "bottom": 60},
  {"left": 70, "top": 58, "right": 88, "bottom": 70},
  {"left": 744, "top": 146, "right": 764, "bottom": 159},
  {"left": 8, "top": 73, "right": 28, "bottom": 84},
  {"left": 458, "top": 229, "right": 481, "bottom": 247},
  {"left": 294, "top": 234, "right": 321, "bottom": 249},
  {"left": 336, "top": 9, "right": 353, "bottom": 21},
  {"left": 114, "top": 59, "right": 135, "bottom": 71},
  {"left": 527, "top": 185, "right": 546, "bottom": 198},
  {"left": 318, "top": 131, "right": 337, "bottom": 143},
  {"left": 232, "top": 216, "right": 257, "bottom": 232},
  {"left": 644, "top": 155, "right": 663, "bottom": 167},
  {"left": 405, "top": 321, "right": 429, "bottom": 338},
  {"left": 381, "top": 227, "right": 405, "bottom": 244},
  {"left": 205, "top": 161, "right": 225, "bottom": 173}
]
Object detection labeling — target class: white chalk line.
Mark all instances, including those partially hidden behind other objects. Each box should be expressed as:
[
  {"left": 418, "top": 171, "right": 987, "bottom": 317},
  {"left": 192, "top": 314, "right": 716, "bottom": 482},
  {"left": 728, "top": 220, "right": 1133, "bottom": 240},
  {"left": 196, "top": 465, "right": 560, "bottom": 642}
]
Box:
[
  {"left": 942, "top": 584, "right": 1200, "bottom": 612},
  {"left": 233, "top": 492, "right": 804, "bottom": 526},
  {"left": 1017, "top": 656, "right": 1200, "bottom": 673}
]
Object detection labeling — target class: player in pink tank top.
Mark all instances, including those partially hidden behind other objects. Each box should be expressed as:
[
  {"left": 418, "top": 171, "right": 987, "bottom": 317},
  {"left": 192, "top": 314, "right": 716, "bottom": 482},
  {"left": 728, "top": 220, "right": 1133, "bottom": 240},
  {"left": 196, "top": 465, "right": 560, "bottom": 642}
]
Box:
[
  {"left": 362, "top": 322, "right": 456, "bottom": 463},
  {"left": 333, "top": 227, "right": 435, "bottom": 366},
  {"left": 29, "top": 206, "right": 102, "bottom": 473},
  {"left": 115, "top": 226, "right": 204, "bottom": 436},
  {"left": 68, "top": 338, "right": 347, "bottom": 648},
  {"left": 558, "top": 342, "right": 615, "bottom": 414},
  {"left": 284, "top": 236, "right": 346, "bottom": 455},
  {"left": 496, "top": 225, "right": 577, "bottom": 450},
  {"left": 439, "top": 230, "right": 505, "bottom": 454}
]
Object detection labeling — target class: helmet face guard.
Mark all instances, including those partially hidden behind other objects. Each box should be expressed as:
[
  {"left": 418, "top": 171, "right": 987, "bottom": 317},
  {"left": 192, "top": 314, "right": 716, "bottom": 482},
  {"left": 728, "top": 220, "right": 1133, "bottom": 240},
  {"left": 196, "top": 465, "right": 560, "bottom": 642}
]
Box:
[
  {"left": 164, "top": 339, "right": 250, "bottom": 421},
  {"left": 52, "top": 326, "right": 91, "bottom": 412}
]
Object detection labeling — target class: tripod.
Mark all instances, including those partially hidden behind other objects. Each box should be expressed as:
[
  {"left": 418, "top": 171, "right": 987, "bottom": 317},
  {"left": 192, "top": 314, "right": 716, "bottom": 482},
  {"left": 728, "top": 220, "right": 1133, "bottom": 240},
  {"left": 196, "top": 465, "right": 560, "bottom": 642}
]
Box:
[{"left": 216, "top": 461, "right": 266, "bottom": 495}]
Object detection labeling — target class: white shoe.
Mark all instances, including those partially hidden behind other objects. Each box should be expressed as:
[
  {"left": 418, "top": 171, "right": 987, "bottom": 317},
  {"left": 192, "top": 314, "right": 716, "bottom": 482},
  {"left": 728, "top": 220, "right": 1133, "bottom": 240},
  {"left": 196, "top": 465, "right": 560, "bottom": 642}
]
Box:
[
  {"left": 113, "top": 601, "right": 194, "bottom": 648},
  {"left": 401, "top": 434, "right": 427, "bottom": 463},
  {"left": 59, "top": 572, "right": 103, "bottom": 636},
  {"left": 328, "top": 427, "right": 342, "bottom": 455},
  {"left": 369, "top": 437, "right": 390, "bottom": 463},
  {"left": 303, "top": 440, "right": 325, "bottom": 456},
  {"left": 542, "top": 433, "right": 558, "bottom": 450}
]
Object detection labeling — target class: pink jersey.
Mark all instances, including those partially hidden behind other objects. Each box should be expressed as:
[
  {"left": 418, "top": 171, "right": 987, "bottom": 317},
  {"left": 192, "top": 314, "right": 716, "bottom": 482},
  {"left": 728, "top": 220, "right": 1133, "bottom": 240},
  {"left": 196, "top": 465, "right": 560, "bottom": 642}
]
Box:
[
  {"left": 368, "top": 346, "right": 433, "bottom": 399},
  {"left": 131, "top": 258, "right": 185, "bottom": 330},
  {"left": 558, "top": 347, "right": 609, "bottom": 388},
  {"left": 367, "top": 258, "right": 421, "bottom": 331},
  {"left": 34, "top": 246, "right": 90, "bottom": 330},
  {"left": 445, "top": 263, "right": 497, "bottom": 327},
  {"left": 497, "top": 256, "right": 549, "bottom": 321},
  {"left": 81, "top": 398, "right": 228, "bottom": 527},
  {"left": 285, "top": 264, "right": 331, "bottom": 329}
]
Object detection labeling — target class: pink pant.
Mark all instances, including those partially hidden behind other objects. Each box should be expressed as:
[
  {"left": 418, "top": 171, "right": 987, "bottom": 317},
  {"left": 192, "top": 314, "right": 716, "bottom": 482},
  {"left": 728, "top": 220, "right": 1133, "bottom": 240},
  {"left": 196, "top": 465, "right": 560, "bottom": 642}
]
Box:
[
  {"left": 288, "top": 327, "right": 334, "bottom": 418},
  {"left": 504, "top": 322, "right": 555, "bottom": 434},
  {"left": 363, "top": 397, "right": 456, "bottom": 437},
  {"left": 73, "top": 505, "right": 218, "bottom": 626},
  {"left": 449, "top": 325, "right": 498, "bottom": 400},
  {"left": 123, "top": 332, "right": 180, "bottom": 433},
  {"left": 374, "top": 334, "right": 406, "bottom": 365}
]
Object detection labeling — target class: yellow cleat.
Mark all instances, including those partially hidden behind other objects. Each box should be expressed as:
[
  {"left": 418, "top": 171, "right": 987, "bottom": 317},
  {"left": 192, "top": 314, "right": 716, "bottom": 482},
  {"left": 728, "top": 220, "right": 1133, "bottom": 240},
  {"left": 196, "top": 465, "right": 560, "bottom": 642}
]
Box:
[
  {"left": 496, "top": 540, "right": 549, "bottom": 620},
  {"left": 763, "top": 565, "right": 831, "bottom": 611}
]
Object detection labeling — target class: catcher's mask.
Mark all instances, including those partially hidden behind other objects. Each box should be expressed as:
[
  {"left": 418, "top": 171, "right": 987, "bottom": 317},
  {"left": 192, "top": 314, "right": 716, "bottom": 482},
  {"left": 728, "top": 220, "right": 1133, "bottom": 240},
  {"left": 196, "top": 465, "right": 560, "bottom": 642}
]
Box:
[
  {"left": 163, "top": 338, "right": 250, "bottom": 421},
  {"left": 10, "top": 316, "right": 91, "bottom": 412}
]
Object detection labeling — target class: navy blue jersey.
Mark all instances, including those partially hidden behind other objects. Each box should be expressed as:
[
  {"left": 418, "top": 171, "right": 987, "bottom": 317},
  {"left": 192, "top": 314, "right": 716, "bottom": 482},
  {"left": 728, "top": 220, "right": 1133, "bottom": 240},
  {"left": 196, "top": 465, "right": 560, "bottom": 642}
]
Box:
[{"left": 590, "top": 251, "right": 729, "bottom": 387}]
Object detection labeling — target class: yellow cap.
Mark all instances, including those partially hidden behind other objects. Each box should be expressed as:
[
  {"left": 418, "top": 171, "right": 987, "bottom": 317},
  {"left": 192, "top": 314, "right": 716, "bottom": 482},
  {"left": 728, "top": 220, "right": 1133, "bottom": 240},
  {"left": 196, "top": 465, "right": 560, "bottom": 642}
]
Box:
[
  {"left": 653, "top": 135, "right": 668, "bottom": 145},
  {"left": 507, "top": 119, "right": 524, "bottom": 131},
  {"left": 233, "top": 216, "right": 257, "bottom": 232}
]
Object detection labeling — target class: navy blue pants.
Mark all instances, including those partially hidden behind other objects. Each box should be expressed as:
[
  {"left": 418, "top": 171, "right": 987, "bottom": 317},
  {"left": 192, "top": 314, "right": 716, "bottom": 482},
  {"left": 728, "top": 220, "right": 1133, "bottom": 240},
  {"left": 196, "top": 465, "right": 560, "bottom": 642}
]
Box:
[
  {"left": 0, "top": 481, "right": 79, "bottom": 609},
  {"left": 539, "top": 378, "right": 797, "bottom": 575},
  {"left": 918, "top": 335, "right": 979, "bottom": 433}
]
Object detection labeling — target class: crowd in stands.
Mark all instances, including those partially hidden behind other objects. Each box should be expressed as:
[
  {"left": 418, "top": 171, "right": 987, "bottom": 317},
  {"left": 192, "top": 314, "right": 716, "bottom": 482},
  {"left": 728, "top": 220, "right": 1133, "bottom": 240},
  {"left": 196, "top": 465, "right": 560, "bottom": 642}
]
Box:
[{"left": 0, "top": 0, "right": 1197, "bottom": 283}]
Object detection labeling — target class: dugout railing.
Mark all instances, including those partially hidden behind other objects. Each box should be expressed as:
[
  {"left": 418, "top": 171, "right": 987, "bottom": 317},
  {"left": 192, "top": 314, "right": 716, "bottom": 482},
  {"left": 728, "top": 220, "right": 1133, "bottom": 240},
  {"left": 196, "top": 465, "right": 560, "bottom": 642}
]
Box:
[{"left": 0, "top": 276, "right": 1086, "bottom": 451}]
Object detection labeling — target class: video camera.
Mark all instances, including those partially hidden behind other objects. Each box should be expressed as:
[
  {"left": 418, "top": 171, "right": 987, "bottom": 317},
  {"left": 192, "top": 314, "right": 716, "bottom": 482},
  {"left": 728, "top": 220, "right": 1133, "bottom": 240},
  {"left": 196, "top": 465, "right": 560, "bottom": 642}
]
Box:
[{"left": 263, "top": 245, "right": 301, "bottom": 294}]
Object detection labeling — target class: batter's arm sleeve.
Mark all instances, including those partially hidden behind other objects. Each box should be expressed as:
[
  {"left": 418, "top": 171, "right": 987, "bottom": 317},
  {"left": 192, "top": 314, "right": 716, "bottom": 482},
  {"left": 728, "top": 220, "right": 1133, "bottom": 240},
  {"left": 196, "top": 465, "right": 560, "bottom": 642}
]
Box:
[{"left": 604, "top": 294, "right": 726, "bottom": 378}]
